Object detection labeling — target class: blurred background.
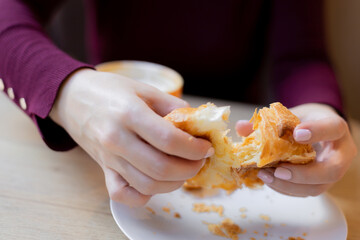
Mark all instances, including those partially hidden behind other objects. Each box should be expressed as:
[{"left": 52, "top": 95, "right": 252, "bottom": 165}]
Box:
[{"left": 46, "top": 0, "right": 360, "bottom": 120}]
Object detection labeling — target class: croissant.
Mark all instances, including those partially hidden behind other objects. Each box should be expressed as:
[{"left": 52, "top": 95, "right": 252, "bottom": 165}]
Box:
[{"left": 164, "top": 102, "right": 316, "bottom": 191}]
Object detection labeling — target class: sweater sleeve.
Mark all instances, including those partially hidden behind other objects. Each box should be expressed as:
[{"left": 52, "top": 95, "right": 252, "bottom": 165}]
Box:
[
  {"left": 0, "top": 0, "right": 94, "bottom": 151},
  {"left": 269, "top": 0, "right": 344, "bottom": 114}
]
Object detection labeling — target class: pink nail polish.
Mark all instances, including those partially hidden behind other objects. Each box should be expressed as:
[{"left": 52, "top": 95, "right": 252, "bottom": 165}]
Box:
[
  {"left": 294, "top": 129, "right": 311, "bottom": 142},
  {"left": 201, "top": 159, "right": 206, "bottom": 168},
  {"left": 257, "top": 170, "right": 274, "bottom": 184},
  {"left": 274, "top": 167, "right": 292, "bottom": 180},
  {"left": 204, "top": 147, "right": 215, "bottom": 158}
]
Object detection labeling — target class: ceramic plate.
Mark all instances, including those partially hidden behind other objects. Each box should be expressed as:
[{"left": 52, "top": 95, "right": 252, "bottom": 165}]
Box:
[{"left": 110, "top": 186, "right": 347, "bottom": 240}]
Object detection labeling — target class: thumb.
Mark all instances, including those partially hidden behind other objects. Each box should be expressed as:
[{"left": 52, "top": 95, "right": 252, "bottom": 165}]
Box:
[{"left": 236, "top": 120, "right": 254, "bottom": 137}]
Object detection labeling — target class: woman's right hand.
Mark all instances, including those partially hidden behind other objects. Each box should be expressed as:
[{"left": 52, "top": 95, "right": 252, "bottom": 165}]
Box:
[{"left": 50, "top": 69, "right": 214, "bottom": 206}]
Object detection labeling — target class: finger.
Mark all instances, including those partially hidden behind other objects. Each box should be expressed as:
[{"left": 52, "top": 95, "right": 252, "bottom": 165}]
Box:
[
  {"left": 257, "top": 169, "right": 331, "bottom": 197},
  {"left": 273, "top": 136, "right": 355, "bottom": 185},
  {"left": 105, "top": 131, "right": 206, "bottom": 181},
  {"left": 107, "top": 156, "right": 185, "bottom": 195},
  {"left": 294, "top": 117, "right": 347, "bottom": 143},
  {"left": 136, "top": 84, "right": 189, "bottom": 116},
  {"left": 103, "top": 167, "right": 151, "bottom": 207},
  {"left": 129, "top": 100, "right": 214, "bottom": 160},
  {"left": 235, "top": 120, "right": 254, "bottom": 137}
]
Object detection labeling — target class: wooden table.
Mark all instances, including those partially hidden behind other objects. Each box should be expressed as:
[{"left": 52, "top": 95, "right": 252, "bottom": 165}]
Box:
[{"left": 0, "top": 93, "right": 359, "bottom": 239}]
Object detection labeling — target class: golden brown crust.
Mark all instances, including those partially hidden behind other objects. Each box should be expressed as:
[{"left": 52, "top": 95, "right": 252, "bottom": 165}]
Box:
[
  {"left": 164, "top": 102, "right": 315, "bottom": 190},
  {"left": 250, "top": 103, "right": 315, "bottom": 167}
]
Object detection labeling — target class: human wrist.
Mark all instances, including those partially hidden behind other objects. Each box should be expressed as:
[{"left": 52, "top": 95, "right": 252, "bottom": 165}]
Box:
[{"left": 49, "top": 68, "right": 95, "bottom": 129}]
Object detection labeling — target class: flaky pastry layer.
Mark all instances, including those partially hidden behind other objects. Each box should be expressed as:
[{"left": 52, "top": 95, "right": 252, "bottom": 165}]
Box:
[{"left": 164, "top": 102, "right": 315, "bottom": 191}]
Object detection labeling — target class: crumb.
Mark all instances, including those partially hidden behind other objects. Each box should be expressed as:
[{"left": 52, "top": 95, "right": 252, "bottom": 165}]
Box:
[
  {"left": 264, "top": 223, "right": 272, "bottom": 229},
  {"left": 302, "top": 232, "right": 307, "bottom": 237},
  {"left": 253, "top": 230, "right": 258, "bottom": 234},
  {"left": 280, "top": 237, "right": 283, "bottom": 239},
  {"left": 146, "top": 207, "right": 155, "bottom": 215},
  {"left": 193, "top": 203, "right": 224, "bottom": 216},
  {"left": 250, "top": 238, "right": 256, "bottom": 240},
  {"left": 174, "top": 212, "right": 181, "bottom": 218},
  {"left": 206, "top": 223, "right": 227, "bottom": 238},
  {"left": 259, "top": 214, "right": 271, "bottom": 221},
  {"left": 162, "top": 207, "right": 171, "bottom": 214},
  {"left": 204, "top": 218, "right": 243, "bottom": 240},
  {"left": 240, "top": 213, "right": 247, "bottom": 219},
  {"left": 288, "top": 237, "right": 305, "bottom": 240},
  {"left": 264, "top": 231, "right": 268, "bottom": 237},
  {"left": 239, "top": 207, "right": 247, "bottom": 212},
  {"left": 280, "top": 223, "right": 287, "bottom": 227}
]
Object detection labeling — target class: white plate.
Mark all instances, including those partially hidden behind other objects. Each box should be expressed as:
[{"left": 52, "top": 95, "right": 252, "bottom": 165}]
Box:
[{"left": 110, "top": 186, "right": 347, "bottom": 240}]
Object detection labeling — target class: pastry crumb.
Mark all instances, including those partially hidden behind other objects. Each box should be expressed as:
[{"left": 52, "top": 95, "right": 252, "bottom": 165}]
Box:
[
  {"left": 302, "top": 232, "right": 307, "bottom": 237},
  {"left": 259, "top": 214, "right": 271, "bottom": 221},
  {"left": 162, "top": 207, "right": 171, "bottom": 214},
  {"left": 146, "top": 207, "right": 156, "bottom": 215},
  {"left": 264, "top": 223, "right": 272, "bottom": 229},
  {"left": 239, "top": 207, "right": 247, "bottom": 212},
  {"left": 240, "top": 213, "right": 247, "bottom": 219},
  {"left": 204, "top": 218, "right": 243, "bottom": 240},
  {"left": 288, "top": 237, "right": 305, "bottom": 240},
  {"left": 174, "top": 212, "right": 181, "bottom": 218},
  {"left": 193, "top": 203, "right": 224, "bottom": 216}
]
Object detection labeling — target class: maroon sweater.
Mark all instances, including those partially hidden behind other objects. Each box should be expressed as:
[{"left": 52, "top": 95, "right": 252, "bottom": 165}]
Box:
[{"left": 0, "top": 0, "right": 343, "bottom": 150}]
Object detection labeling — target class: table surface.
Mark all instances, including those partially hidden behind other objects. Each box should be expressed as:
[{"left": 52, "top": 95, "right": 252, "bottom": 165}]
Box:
[{"left": 0, "top": 93, "right": 359, "bottom": 240}]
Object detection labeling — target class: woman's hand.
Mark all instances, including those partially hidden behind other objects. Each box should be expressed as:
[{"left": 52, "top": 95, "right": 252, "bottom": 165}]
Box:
[
  {"left": 50, "top": 69, "right": 214, "bottom": 206},
  {"left": 236, "top": 103, "right": 357, "bottom": 197}
]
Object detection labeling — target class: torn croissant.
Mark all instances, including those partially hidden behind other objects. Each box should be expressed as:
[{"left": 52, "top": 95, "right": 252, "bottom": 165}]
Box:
[{"left": 164, "top": 102, "right": 316, "bottom": 191}]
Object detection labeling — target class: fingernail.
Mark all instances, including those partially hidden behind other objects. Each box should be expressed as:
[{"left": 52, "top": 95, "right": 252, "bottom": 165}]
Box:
[
  {"left": 204, "top": 147, "right": 215, "bottom": 158},
  {"left": 201, "top": 159, "right": 207, "bottom": 168},
  {"left": 274, "top": 167, "right": 292, "bottom": 180},
  {"left": 257, "top": 170, "right": 274, "bottom": 184},
  {"left": 294, "top": 129, "right": 312, "bottom": 142}
]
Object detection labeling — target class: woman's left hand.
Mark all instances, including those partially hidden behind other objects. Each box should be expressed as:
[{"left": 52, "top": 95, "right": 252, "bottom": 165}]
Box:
[{"left": 236, "top": 103, "right": 357, "bottom": 197}]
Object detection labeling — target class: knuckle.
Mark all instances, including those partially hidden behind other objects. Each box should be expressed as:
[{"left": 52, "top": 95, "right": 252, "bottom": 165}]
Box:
[
  {"left": 118, "top": 107, "right": 132, "bottom": 124},
  {"left": 109, "top": 186, "right": 149, "bottom": 207},
  {"left": 329, "top": 160, "right": 345, "bottom": 182},
  {"left": 98, "top": 128, "right": 117, "bottom": 149},
  {"left": 109, "top": 185, "right": 126, "bottom": 203},
  {"left": 334, "top": 118, "right": 347, "bottom": 137},
  {"left": 98, "top": 129, "right": 127, "bottom": 154},
  {"left": 138, "top": 179, "right": 159, "bottom": 195},
  {"left": 151, "top": 159, "right": 172, "bottom": 181},
  {"left": 131, "top": 197, "right": 150, "bottom": 207},
  {"left": 309, "top": 185, "right": 327, "bottom": 197},
  {"left": 158, "top": 130, "right": 177, "bottom": 153}
]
